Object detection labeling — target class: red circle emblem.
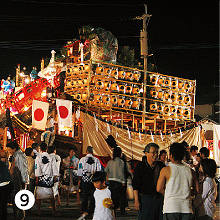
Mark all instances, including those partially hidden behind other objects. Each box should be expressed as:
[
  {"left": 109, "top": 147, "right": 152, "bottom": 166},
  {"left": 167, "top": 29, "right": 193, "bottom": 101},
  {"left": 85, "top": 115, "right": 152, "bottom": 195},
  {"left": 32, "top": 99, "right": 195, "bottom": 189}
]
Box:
[
  {"left": 34, "top": 108, "right": 44, "bottom": 121},
  {"left": 58, "top": 106, "right": 69, "bottom": 119},
  {"left": 218, "top": 140, "right": 220, "bottom": 150}
]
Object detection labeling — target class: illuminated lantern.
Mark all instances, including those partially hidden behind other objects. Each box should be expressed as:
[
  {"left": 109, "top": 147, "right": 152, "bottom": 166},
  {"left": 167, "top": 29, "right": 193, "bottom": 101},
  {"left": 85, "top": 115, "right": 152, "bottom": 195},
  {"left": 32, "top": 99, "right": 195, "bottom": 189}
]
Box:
[
  {"left": 103, "top": 80, "right": 111, "bottom": 91},
  {"left": 170, "top": 105, "right": 177, "bottom": 118},
  {"left": 66, "top": 68, "right": 72, "bottom": 77},
  {"left": 133, "top": 71, "right": 141, "bottom": 82},
  {"left": 118, "top": 96, "right": 125, "bottom": 108},
  {"left": 94, "top": 93, "right": 102, "bottom": 104},
  {"left": 118, "top": 70, "right": 126, "bottom": 79},
  {"left": 150, "top": 102, "right": 157, "bottom": 111},
  {"left": 178, "top": 80, "right": 184, "bottom": 91},
  {"left": 72, "top": 65, "right": 80, "bottom": 75},
  {"left": 95, "top": 79, "right": 104, "bottom": 89},
  {"left": 110, "top": 95, "right": 118, "bottom": 107},
  {"left": 164, "top": 105, "right": 170, "bottom": 115},
  {"left": 132, "top": 85, "right": 140, "bottom": 95},
  {"left": 157, "top": 76, "right": 164, "bottom": 85},
  {"left": 184, "top": 82, "right": 192, "bottom": 93},
  {"left": 75, "top": 93, "right": 82, "bottom": 101},
  {"left": 177, "top": 94, "right": 184, "bottom": 104},
  {"left": 78, "top": 65, "right": 84, "bottom": 75},
  {"left": 103, "top": 94, "right": 111, "bottom": 106},
  {"left": 157, "top": 90, "right": 164, "bottom": 100},
  {"left": 184, "top": 95, "right": 191, "bottom": 105},
  {"left": 111, "top": 69, "right": 118, "bottom": 79},
  {"left": 72, "top": 80, "right": 77, "bottom": 88},
  {"left": 164, "top": 91, "right": 171, "bottom": 102},
  {"left": 170, "top": 93, "right": 177, "bottom": 103},
  {"left": 110, "top": 81, "right": 119, "bottom": 92},
  {"left": 77, "top": 79, "right": 83, "bottom": 88},
  {"left": 82, "top": 77, "right": 89, "bottom": 88},
  {"left": 150, "top": 89, "right": 157, "bottom": 99},
  {"left": 177, "top": 106, "right": 183, "bottom": 117},
  {"left": 118, "top": 83, "right": 125, "bottom": 94},
  {"left": 125, "top": 98, "right": 132, "bottom": 108},
  {"left": 157, "top": 103, "right": 164, "bottom": 113},
  {"left": 83, "top": 63, "right": 90, "bottom": 73},
  {"left": 65, "top": 79, "right": 72, "bottom": 88},
  {"left": 132, "top": 99, "right": 140, "bottom": 110},
  {"left": 125, "top": 84, "right": 133, "bottom": 94},
  {"left": 171, "top": 78, "right": 178, "bottom": 90},
  {"left": 125, "top": 71, "right": 133, "bottom": 81},
  {"left": 183, "top": 108, "right": 191, "bottom": 119},
  {"left": 149, "top": 74, "right": 158, "bottom": 85},
  {"left": 96, "top": 66, "right": 104, "bottom": 75},
  {"left": 103, "top": 67, "right": 112, "bottom": 77},
  {"left": 164, "top": 77, "right": 171, "bottom": 88},
  {"left": 81, "top": 93, "right": 88, "bottom": 103}
]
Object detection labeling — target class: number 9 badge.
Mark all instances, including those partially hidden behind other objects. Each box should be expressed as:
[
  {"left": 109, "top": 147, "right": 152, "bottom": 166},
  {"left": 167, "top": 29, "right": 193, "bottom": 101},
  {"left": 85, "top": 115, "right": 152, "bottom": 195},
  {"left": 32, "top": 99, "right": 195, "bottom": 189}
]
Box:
[{"left": 15, "top": 190, "right": 35, "bottom": 210}]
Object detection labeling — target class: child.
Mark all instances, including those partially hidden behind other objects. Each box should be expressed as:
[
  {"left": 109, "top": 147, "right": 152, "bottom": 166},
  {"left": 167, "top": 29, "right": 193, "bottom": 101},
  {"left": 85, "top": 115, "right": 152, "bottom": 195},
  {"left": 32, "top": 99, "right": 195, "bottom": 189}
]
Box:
[
  {"left": 194, "top": 158, "right": 217, "bottom": 220},
  {"left": 83, "top": 171, "right": 115, "bottom": 220}
]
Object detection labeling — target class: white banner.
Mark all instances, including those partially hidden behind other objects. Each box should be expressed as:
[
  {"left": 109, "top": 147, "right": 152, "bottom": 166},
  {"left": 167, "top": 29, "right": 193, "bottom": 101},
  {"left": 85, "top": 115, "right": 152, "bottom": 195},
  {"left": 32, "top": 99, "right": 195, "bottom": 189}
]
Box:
[
  {"left": 213, "top": 124, "right": 220, "bottom": 166},
  {"left": 32, "top": 100, "right": 49, "bottom": 130},
  {"left": 56, "top": 99, "right": 72, "bottom": 128}
]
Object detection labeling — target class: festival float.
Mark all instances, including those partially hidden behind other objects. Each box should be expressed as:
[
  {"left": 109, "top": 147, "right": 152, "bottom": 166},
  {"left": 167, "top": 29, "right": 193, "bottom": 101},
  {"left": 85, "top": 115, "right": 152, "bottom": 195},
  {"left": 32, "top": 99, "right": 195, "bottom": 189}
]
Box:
[{"left": 0, "top": 8, "right": 203, "bottom": 162}]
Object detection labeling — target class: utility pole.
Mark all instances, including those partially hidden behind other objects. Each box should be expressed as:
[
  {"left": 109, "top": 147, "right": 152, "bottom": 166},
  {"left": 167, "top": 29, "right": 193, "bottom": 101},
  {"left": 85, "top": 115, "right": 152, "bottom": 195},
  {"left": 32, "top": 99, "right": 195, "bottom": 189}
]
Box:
[{"left": 133, "top": 4, "right": 152, "bottom": 130}]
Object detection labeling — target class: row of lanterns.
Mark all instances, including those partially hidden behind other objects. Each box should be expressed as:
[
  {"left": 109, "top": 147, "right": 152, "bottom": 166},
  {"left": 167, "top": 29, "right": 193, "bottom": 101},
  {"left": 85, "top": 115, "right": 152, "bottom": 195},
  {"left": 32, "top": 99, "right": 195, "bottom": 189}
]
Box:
[
  {"left": 149, "top": 73, "right": 195, "bottom": 93},
  {"left": 148, "top": 101, "right": 192, "bottom": 120},
  {"left": 148, "top": 88, "right": 192, "bottom": 106}
]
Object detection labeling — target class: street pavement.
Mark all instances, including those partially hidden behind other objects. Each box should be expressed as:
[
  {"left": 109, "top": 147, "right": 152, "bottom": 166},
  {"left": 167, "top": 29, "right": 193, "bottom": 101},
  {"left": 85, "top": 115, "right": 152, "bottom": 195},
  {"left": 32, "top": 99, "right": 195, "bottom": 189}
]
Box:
[
  {"left": 7, "top": 193, "right": 138, "bottom": 220},
  {"left": 7, "top": 193, "right": 220, "bottom": 220}
]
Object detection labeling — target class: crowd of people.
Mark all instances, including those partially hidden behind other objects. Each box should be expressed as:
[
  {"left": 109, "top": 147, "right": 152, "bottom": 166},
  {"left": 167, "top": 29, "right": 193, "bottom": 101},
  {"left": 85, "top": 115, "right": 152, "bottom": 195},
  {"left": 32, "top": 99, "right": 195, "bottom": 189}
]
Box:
[{"left": 0, "top": 137, "right": 218, "bottom": 220}]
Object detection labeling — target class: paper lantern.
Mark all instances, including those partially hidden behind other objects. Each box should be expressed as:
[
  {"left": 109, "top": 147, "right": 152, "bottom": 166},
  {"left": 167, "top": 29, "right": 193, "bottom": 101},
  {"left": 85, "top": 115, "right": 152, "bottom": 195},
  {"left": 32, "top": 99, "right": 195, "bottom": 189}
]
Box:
[
  {"left": 133, "top": 71, "right": 141, "bottom": 82},
  {"left": 118, "top": 84, "right": 125, "bottom": 94},
  {"left": 125, "top": 98, "right": 132, "bottom": 108},
  {"left": 157, "top": 103, "right": 163, "bottom": 113},
  {"left": 164, "top": 91, "right": 171, "bottom": 102},
  {"left": 150, "top": 74, "right": 158, "bottom": 85},
  {"left": 118, "top": 96, "right": 125, "bottom": 108},
  {"left": 177, "top": 107, "right": 183, "bottom": 117},
  {"left": 72, "top": 65, "right": 80, "bottom": 75},
  {"left": 171, "top": 78, "right": 178, "bottom": 90},
  {"left": 110, "top": 95, "right": 118, "bottom": 107},
  {"left": 75, "top": 93, "right": 82, "bottom": 101},
  {"left": 132, "top": 85, "right": 140, "bottom": 95},
  {"left": 77, "top": 79, "right": 83, "bottom": 88},
  {"left": 164, "top": 105, "right": 170, "bottom": 115},
  {"left": 72, "top": 80, "right": 77, "bottom": 88},
  {"left": 157, "top": 90, "right": 164, "bottom": 100},
  {"left": 125, "top": 71, "right": 133, "bottom": 81},
  {"left": 118, "top": 70, "right": 126, "bottom": 79},
  {"left": 103, "top": 80, "right": 111, "bottom": 91},
  {"left": 184, "top": 95, "right": 191, "bottom": 105},
  {"left": 132, "top": 99, "right": 140, "bottom": 110},
  {"left": 94, "top": 93, "right": 102, "bottom": 104},
  {"left": 103, "top": 94, "right": 111, "bottom": 106},
  {"left": 125, "top": 84, "right": 133, "bottom": 94},
  {"left": 183, "top": 108, "right": 191, "bottom": 119},
  {"left": 177, "top": 94, "right": 184, "bottom": 104},
  {"left": 103, "top": 67, "right": 112, "bottom": 77},
  {"left": 111, "top": 69, "right": 118, "bottom": 79},
  {"left": 82, "top": 77, "right": 89, "bottom": 88},
  {"left": 83, "top": 63, "right": 90, "bottom": 73},
  {"left": 81, "top": 93, "right": 88, "bottom": 103},
  {"left": 96, "top": 66, "right": 104, "bottom": 75},
  {"left": 178, "top": 80, "right": 185, "bottom": 91},
  {"left": 95, "top": 79, "right": 104, "bottom": 89},
  {"left": 157, "top": 76, "right": 164, "bottom": 85},
  {"left": 150, "top": 89, "right": 157, "bottom": 99},
  {"left": 111, "top": 81, "right": 119, "bottom": 92},
  {"left": 150, "top": 102, "right": 157, "bottom": 111},
  {"left": 184, "top": 82, "right": 192, "bottom": 93},
  {"left": 170, "top": 93, "right": 177, "bottom": 103},
  {"left": 164, "top": 77, "right": 171, "bottom": 87}
]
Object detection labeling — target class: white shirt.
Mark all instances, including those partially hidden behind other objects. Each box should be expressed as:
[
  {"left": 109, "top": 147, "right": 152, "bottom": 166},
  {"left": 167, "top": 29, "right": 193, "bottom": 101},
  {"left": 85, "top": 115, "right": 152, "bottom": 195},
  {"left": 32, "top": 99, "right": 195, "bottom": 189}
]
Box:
[
  {"left": 194, "top": 177, "right": 217, "bottom": 218},
  {"left": 78, "top": 154, "right": 102, "bottom": 182},
  {"left": 163, "top": 163, "right": 193, "bottom": 213},
  {"left": 93, "top": 187, "right": 114, "bottom": 220}
]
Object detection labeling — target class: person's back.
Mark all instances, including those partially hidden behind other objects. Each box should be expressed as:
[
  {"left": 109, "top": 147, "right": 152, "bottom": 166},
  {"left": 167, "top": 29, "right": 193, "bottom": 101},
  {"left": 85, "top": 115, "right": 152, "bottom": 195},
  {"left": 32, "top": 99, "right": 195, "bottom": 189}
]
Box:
[{"left": 163, "top": 163, "right": 193, "bottom": 213}]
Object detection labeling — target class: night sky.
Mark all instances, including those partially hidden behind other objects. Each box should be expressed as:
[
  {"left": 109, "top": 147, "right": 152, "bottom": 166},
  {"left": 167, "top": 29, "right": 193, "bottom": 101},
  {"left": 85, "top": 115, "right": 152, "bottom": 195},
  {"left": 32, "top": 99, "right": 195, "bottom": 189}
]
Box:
[{"left": 0, "top": 0, "right": 218, "bottom": 104}]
